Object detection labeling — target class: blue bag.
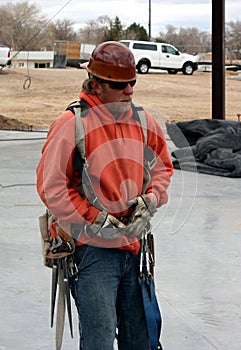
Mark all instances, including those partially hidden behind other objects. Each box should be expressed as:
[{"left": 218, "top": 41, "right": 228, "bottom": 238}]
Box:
[{"left": 139, "top": 229, "right": 163, "bottom": 350}]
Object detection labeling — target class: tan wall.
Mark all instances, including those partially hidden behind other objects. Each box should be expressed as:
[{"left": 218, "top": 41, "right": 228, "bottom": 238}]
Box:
[{"left": 67, "top": 43, "right": 81, "bottom": 60}]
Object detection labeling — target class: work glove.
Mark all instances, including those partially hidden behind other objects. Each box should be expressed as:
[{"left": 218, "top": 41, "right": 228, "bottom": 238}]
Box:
[
  {"left": 47, "top": 225, "right": 75, "bottom": 259},
  {"left": 124, "top": 194, "right": 157, "bottom": 238},
  {"left": 87, "top": 211, "right": 126, "bottom": 239}
]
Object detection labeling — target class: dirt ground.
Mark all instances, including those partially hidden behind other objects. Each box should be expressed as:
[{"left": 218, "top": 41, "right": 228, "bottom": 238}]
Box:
[{"left": 0, "top": 66, "right": 241, "bottom": 130}]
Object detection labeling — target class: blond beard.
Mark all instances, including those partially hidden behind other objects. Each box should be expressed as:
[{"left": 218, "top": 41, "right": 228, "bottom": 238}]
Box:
[{"left": 105, "top": 100, "right": 132, "bottom": 116}]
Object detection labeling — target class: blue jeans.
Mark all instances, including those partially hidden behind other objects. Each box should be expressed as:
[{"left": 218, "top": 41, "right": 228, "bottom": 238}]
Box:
[{"left": 70, "top": 245, "right": 151, "bottom": 350}]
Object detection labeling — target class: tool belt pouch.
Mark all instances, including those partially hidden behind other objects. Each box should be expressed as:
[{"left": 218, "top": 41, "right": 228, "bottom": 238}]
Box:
[{"left": 38, "top": 209, "right": 54, "bottom": 268}]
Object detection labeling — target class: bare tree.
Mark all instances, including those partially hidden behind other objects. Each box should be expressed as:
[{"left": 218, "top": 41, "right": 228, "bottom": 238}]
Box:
[
  {"left": 47, "top": 18, "right": 77, "bottom": 43},
  {"left": 78, "top": 15, "right": 112, "bottom": 44},
  {"left": 157, "top": 25, "right": 178, "bottom": 44},
  {"left": 0, "top": 1, "right": 47, "bottom": 50},
  {"left": 157, "top": 25, "right": 211, "bottom": 54},
  {"left": 226, "top": 20, "right": 241, "bottom": 60}
]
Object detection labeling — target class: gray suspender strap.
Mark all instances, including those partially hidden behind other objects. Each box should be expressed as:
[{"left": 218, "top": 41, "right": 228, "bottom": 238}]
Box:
[
  {"left": 133, "top": 104, "right": 157, "bottom": 170},
  {"left": 74, "top": 106, "right": 86, "bottom": 158},
  {"left": 74, "top": 105, "right": 107, "bottom": 211},
  {"left": 134, "top": 104, "right": 148, "bottom": 145}
]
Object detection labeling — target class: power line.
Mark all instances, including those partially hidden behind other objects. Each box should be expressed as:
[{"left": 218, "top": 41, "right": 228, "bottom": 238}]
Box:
[
  {"left": 11, "top": 0, "right": 73, "bottom": 60},
  {"left": 9, "top": 0, "right": 73, "bottom": 89}
]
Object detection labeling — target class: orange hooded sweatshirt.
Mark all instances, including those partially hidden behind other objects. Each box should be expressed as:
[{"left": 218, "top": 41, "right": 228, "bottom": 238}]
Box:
[{"left": 36, "top": 91, "right": 174, "bottom": 254}]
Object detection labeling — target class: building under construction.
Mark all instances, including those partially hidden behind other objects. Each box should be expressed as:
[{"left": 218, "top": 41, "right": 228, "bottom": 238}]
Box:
[{"left": 53, "top": 41, "right": 95, "bottom": 68}]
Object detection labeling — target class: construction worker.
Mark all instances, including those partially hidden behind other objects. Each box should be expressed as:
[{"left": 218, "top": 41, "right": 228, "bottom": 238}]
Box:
[{"left": 36, "top": 41, "right": 174, "bottom": 350}]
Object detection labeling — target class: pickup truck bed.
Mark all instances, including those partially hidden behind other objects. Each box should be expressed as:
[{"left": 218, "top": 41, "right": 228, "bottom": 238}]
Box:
[{"left": 0, "top": 45, "right": 11, "bottom": 69}]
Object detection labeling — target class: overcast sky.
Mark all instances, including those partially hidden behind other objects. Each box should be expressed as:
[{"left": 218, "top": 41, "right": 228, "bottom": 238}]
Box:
[{"left": 3, "top": 0, "right": 241, "bottom": 37}]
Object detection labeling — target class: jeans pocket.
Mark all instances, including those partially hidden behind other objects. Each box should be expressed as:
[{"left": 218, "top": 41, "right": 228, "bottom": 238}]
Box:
[
  {"left": 70, "top": 245, "right": 90, "bottom": 304},
  {"left": 74, "top": 245, "right": 91, "bottom": 271}
]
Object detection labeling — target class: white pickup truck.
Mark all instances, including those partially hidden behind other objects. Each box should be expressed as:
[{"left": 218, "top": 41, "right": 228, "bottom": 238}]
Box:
[
  {"left": 0, "top": 45, "right": 12, "bottom": 69},
  {"left": 120, "top": 40, "right": 199, "bottom": 75}
]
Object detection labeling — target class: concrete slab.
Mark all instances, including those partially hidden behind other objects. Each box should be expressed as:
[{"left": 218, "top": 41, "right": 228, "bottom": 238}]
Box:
[{"left": 0, "top": 130, "right": 241, "bottom": 349}]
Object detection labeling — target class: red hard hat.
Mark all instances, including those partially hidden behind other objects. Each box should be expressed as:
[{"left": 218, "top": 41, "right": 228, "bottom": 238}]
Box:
[{"left": 84, "top": 41, "right": 136, "bottom": 82}]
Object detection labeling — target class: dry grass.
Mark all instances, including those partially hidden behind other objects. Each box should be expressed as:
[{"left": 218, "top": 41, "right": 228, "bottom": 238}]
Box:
[{"left": 0, "top": 66, "right": 241, "bottom": 129}]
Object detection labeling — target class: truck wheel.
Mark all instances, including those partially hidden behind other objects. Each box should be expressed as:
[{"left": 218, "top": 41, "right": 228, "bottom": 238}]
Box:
[
  {"left": 167, "top": 69, "right": 178, "bottom": 74},
  {"left": 137, "top": 61, "right": 150, "bottom": 74},
  {"left": 182, "top": 63, "right": 194, "bottom": 75}
]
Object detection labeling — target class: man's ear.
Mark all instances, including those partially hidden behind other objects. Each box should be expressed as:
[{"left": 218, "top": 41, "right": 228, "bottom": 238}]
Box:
[{"left": 91, "top": 79, "right": 102, "bottom": 95}]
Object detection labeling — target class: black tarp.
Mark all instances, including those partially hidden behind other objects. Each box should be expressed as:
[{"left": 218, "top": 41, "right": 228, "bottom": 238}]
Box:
[{"left": 166, "top": 119, "right": 241, "bottom": 177}]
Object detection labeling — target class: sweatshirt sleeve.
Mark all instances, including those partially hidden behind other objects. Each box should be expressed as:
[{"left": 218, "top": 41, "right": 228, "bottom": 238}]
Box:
[
  {"left": 144, "top": 110, "right": 174, "bottom": 207},
  {"left": 36, "top": 111, "right": 100, "bottom": 225}
]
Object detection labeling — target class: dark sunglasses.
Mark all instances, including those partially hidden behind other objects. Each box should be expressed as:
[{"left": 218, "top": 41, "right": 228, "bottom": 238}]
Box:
[
  {"left": 101, "top": 79, "right": 136, "bottom": 90},
  {"left": 107, "top": 79, "right": 136, "bottom": 90}
]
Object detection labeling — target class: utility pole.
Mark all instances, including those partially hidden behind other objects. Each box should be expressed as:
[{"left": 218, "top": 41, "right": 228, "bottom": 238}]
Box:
[
  {"left": 148, "top": 0, "right": 151, "bottom": 40},
  {"left": 212, "top": 0, "right": 225, "bottom": 119}
]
